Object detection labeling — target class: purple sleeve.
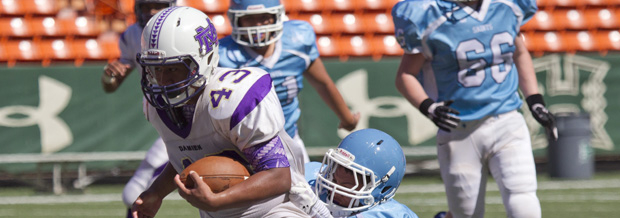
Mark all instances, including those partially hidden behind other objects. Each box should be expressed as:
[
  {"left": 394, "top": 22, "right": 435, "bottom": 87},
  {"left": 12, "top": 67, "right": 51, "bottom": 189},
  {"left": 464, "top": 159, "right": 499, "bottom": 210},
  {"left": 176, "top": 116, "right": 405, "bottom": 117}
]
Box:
[{"left": 242, "top": 135, "right": 290, "bottom": 172}]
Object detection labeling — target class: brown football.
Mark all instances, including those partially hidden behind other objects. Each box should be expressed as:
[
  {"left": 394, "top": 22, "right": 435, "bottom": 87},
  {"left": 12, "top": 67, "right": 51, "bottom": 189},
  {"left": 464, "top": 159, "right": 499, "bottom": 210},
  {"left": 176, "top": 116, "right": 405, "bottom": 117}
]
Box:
[{"left": 180, "top": 156, "right": 250, "bottom": 193}]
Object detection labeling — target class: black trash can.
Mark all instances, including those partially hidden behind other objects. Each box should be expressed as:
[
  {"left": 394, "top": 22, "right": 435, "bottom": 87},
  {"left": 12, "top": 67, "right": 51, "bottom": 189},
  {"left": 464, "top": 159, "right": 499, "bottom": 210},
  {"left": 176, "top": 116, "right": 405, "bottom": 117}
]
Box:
[{"left": 547, "top": 112, "right": 594, "bottom": 179}]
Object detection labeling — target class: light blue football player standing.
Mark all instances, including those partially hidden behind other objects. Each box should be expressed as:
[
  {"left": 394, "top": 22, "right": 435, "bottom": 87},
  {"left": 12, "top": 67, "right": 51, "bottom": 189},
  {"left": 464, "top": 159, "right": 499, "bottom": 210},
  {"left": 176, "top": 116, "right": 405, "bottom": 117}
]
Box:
[
  {"left": 392, "top": 0, "right": 557, "bottom": 218},
  {"left": 291, "top": 129, "right": 418, "bottom": 218},
  {"left": 219, "top": 0, "right": 360, "bottom": 163}
]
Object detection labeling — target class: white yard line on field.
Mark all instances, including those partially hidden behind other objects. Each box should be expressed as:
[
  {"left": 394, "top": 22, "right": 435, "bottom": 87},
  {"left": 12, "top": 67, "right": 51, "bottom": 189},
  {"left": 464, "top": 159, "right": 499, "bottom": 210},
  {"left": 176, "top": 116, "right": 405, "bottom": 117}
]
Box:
[
  {"left": 0, "top": 193, "right": 183, "bottom": 205},
  {"left": 0, "top": 179, "right": 619, "bottom": 205},
  {"left": 397, "top": 178, "right": 620, "bottom": 193}
]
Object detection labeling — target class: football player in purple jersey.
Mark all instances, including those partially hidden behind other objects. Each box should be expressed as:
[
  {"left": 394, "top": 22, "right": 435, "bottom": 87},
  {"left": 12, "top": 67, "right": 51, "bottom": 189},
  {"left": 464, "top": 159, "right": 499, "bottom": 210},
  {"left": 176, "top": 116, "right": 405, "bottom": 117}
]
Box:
[{"left": 130, "top": 6, "right": 310, "bottom": 218}]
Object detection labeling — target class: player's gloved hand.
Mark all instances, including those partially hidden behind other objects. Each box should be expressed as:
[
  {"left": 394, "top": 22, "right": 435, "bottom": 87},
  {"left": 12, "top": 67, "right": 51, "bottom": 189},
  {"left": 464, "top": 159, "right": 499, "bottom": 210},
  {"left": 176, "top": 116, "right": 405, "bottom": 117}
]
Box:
[
  {"left": 419, "top": 98, "right": 461, "bottom": 132},
  {"left": 289, "top": 182, "right": 333, "bottom": 218},
  {"left": 290, "top": 182, "right": 318, "bottom": 214},
  {"left": 526, "top": 94, "right": 558, "bottom": 141}
]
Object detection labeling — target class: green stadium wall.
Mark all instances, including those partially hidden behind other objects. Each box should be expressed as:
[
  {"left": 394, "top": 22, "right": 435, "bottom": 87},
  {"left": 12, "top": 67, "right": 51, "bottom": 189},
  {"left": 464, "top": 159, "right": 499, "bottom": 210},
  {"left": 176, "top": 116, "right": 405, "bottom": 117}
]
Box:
[{"left": 0, "top": 54, "right": 618, "bottom": 173}]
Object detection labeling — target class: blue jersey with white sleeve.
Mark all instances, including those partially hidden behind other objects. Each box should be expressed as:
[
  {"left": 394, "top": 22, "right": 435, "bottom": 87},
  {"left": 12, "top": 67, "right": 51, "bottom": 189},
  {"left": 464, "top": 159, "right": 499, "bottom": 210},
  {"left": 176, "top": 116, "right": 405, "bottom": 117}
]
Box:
[
  {"left": 218, "top": 20, "right": 320, "bottom": 137},
  {"left": 304, "top": 162, "right": 419, "bottom": 218},
  {"left": 392, "top": 0, "right": 537, "bottom": 121}
]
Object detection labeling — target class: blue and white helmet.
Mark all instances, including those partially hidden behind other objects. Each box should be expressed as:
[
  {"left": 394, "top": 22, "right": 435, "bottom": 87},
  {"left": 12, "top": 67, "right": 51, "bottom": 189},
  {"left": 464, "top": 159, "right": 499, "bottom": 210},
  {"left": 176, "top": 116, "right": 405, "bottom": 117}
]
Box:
[
  {"left": 138, "top": 6, "right": 219, "bottom": 109},
  {"left": 316, "top": 128, "right": 406, "bottom": 217},
  {"left": 228, "top": 0, "right": 285, "bottom": 47}
]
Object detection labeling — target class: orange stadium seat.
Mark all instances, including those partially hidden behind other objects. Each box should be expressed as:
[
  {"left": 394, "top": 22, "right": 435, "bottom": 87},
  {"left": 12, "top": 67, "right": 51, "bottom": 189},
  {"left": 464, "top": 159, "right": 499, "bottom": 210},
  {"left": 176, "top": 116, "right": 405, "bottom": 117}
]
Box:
[
  {"left": 0, "top": 16, "right": 83, "bottom": 39},
  {"left": 563, "top": 31, "right": 598, "bottom": 52},
  {"left": 524, "top": 31, "right": 568, "bottom": 53},
  {"left": 73, "top": 37, "right": 120, "bottom": 62},
  {"left": 556, "top": 9, "right": 588, "bottom": 30},
  {"left": 0, "top": 0, "right": 60, "bottom": 16},
  {"left": 361, "top": 12, "right": 394, "bottom": 34},
  {"left": 596, "top": 30, "right": 620, "bottom": 51},
  {"left": 577, "top": 0, "right": 617, "bottom": 8},
  {"left": 539, "top": 0, "right": 620, "bottom": 8},
  {"left": 208, "top": 13, "right": 231, "bottom": 37},
  {"left": 340, "top": 35, "right": 372, "bottom": 56},
  {"left": 330, "top": 13, "right": 365, "bottom": 34},
  {"left": 370, "top": 34, "right": 402, "bottom": 58},
  {"left": 4, "top": 40, "right": 45, "bottom": 62},
  {"left": 282, "top": 0, "right": 325, "bottom": 13},
  {"left": 0, "top": 17, "right": 34, "bottom": 38},
  {"left": 521, "top": 10, "right": 560, "bottom": 31},
  {"left": 316, "top": 35, "right": 341, "bottom": 57},
  {"left": 321, "top": 0, "right": 357, "bottom": 12},
  {"left": 40, "top": 39, "right": 77, "bottom": 62},
  {"left": 536, "top": 0, "right": 578, "bottom": 8},
  {"left": 358, "top": 0, "right": 399, "bottom": 12},
  {"left": 290, "top": 13, "right": 335, "bottom": 35},
  {"left": 0, "top": 40, "right": 10, "bottom": 62},
  {"left": 585, "top": 8, "right": 620, "bottom": 30},
  {"left": 29, "top": 17, "right": 73, "bottom": 38},
  {"left": 72, "top": 16, "right": 101, "bottom": 37},
  {"left": 178, "top": 0, "right": 229, "bottom": 14}
]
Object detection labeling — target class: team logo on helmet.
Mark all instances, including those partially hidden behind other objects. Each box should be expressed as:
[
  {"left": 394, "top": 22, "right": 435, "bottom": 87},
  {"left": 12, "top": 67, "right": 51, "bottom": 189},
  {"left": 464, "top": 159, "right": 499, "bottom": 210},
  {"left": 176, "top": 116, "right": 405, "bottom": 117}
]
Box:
[
  {"left": 194, "top": 19, "right": 218, "bottom": 55},
  {"left": 336, "top": 148, "right": 355, "bottom": 161}
]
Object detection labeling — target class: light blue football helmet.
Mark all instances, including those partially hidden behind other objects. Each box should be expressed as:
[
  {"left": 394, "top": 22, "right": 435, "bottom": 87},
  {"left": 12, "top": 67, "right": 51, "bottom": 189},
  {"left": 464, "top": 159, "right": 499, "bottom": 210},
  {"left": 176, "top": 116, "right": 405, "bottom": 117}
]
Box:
[
  {"left": 436, "top": 0, "right": 481, "bottom": 22},
  {"left": 316, "top": 128, "right": 406, "bottom": 217},
  {"left": 228, "top": 0, "right": 284, "bottom": 47}
]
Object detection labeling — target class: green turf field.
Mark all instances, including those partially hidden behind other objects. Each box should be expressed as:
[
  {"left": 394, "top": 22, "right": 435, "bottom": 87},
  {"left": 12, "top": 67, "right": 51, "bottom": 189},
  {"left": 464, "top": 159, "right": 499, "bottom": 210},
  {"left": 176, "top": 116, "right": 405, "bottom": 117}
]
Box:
[{"left": 0, "top": 171, "right": 619, "bottom": 217}]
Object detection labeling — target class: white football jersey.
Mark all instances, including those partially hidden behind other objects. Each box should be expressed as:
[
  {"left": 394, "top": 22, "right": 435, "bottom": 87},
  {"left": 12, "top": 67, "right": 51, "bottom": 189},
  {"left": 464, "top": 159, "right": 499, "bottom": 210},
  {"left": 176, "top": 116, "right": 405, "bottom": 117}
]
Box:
[{"left": 144, "top": 66, "right": 305, "bottom": 217}]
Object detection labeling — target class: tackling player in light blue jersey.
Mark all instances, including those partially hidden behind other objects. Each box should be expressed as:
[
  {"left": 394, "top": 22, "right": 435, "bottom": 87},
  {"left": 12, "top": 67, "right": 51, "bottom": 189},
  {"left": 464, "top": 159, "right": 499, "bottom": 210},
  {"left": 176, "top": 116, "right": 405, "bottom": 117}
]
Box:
[
  {"left": 290, "top": 129, "right": 418, "bottom": 218},
  {"left": 219, "top": 0, "right": 360, "bottom": 163},
  {"left": 219, "top": 20, "right": 316, "bottom": 137},
  {"left": 393, "top": 0, "right": 556, "bottom": 218}
]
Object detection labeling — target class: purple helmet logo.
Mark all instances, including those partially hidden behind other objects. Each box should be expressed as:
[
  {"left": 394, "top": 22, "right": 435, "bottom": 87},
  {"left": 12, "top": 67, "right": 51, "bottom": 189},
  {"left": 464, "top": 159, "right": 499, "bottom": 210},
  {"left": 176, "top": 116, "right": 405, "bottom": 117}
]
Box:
[{"left": 194, "top": 19, "right": 218, "bottom": 55}]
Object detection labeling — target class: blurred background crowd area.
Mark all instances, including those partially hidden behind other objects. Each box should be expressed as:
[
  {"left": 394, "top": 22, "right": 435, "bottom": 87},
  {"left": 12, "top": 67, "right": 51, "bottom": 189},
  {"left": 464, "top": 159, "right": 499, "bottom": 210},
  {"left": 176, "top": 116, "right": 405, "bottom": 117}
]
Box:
[{"left": 1, "top": 0, "right": 620, "bottom": 67}]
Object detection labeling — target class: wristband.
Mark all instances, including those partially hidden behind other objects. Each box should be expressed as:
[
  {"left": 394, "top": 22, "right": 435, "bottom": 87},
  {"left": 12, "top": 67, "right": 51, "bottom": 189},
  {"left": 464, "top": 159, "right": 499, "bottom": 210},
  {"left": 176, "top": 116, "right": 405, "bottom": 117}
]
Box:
[
  {"left": 526, "top": 94, "right": 545, "bottom": 107},
  {"left": 419, "top": 98, "right": 435, "bottom": 117}
]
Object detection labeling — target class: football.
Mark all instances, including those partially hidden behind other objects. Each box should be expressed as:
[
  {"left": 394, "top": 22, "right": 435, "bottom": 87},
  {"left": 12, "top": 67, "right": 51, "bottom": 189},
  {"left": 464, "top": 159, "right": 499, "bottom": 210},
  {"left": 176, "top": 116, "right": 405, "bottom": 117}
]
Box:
[{"left": 180, "top": 155, "right": 250, "bottom": 193}]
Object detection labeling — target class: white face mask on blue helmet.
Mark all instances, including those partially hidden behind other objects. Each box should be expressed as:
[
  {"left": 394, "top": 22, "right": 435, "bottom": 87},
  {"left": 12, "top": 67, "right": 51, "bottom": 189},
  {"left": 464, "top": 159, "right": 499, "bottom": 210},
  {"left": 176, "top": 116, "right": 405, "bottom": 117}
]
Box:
[
  {"left": 228, "top": 0, "right": 285, "bottom": 47},
  {"left": 315, "top": 128, "right": 406, "bottom": 217}
]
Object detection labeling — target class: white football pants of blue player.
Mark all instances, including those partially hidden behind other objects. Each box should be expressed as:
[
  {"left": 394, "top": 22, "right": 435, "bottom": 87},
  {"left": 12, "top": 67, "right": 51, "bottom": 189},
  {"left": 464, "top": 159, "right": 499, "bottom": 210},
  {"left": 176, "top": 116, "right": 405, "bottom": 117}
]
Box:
[
  {"left": 436, "top": 110, "right": 541, "bottom": 218},
  {"left": 293, "top": 130, "right": 310, "bottom": 163},
  {"left": 122, "top": 137, "right": 169, "bottom": 208}
]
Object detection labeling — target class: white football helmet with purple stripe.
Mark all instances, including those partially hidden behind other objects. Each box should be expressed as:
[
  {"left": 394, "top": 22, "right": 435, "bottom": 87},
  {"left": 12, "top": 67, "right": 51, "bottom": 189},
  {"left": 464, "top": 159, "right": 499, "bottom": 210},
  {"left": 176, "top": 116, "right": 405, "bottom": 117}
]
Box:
[{"left": 138, "top": 6, "right": 220, "bottom": 109}]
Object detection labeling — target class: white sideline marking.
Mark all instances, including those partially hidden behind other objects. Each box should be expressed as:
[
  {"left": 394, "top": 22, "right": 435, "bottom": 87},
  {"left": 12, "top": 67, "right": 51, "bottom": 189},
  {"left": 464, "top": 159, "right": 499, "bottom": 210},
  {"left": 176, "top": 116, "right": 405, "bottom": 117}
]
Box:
[
  {"left": 402, "top": 192, "right": 620, "bottom": 206},
  {"left": 0, "top": 192, "right": 183, "bottom": 205},
  {"left": 397, "top": 178, "right": 620, "bottom": 193},
  {"left": 0, "top": 179, "right": 619, "bottom": 205}
]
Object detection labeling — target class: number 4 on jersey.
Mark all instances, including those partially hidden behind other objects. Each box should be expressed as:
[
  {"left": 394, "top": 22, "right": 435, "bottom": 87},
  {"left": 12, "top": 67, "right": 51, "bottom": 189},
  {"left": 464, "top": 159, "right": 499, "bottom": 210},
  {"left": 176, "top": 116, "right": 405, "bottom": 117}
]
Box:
[{"left": 210, "top": 88, "right": 232, "bottom": 108}]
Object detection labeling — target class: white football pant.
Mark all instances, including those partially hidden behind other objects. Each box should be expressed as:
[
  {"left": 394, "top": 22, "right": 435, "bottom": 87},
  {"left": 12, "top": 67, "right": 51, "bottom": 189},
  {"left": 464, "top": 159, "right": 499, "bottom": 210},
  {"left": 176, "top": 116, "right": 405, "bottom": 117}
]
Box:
[
  {"left": 122, "top": 137, "right": 169, "bottom": 208},
  {"left": 436, "top": 110, "right": 541, "bottom": 218}
]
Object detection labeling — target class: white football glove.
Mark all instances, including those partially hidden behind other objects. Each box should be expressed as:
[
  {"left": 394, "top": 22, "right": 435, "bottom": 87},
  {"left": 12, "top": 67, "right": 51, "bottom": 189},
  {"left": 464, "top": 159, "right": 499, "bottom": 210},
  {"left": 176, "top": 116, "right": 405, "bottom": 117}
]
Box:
[{"left": 290, "top": 182, "right": 333, "bottom": 218}]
